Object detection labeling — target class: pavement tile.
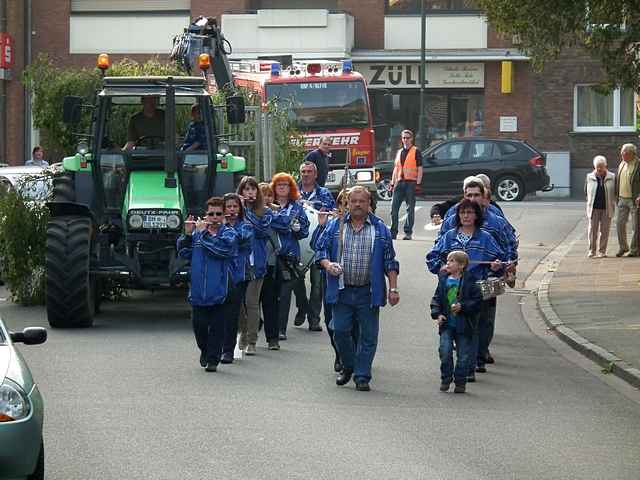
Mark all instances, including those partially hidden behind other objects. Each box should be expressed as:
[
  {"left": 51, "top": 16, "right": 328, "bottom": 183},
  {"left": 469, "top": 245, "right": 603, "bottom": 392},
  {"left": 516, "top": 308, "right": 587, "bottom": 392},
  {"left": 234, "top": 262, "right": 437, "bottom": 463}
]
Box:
[{"left": 548, "top": 223, "right": 640, "bottom": 373}]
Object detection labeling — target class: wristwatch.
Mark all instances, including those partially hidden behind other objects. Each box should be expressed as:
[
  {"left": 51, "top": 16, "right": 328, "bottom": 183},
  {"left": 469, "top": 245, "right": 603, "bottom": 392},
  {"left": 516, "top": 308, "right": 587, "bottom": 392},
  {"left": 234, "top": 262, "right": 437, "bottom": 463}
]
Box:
[{"left": 389, "top": 288, "right": 399, "bottom": 294}]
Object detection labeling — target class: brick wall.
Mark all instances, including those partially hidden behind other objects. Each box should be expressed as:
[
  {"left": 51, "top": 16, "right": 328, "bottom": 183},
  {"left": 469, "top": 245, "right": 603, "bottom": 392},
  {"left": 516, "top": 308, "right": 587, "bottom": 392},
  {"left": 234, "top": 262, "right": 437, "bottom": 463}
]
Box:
[
  {"left": 338, "top": 0, "right": 384, "bottom": 50},
  {"left": 483, "top": 61, "right": 533, "bottom": 141},
  {"left": 532, "top": 49, "right": 637, "bottom": 170},
  {"left": 192, "top": 0, "right": 251, "bottom": 19}
]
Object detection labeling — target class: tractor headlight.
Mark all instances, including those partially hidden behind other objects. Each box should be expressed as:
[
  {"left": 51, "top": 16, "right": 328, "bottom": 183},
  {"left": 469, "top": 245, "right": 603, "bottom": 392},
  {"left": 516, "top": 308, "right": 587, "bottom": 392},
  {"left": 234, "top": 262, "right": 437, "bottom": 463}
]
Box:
[
  {"left": 355, "top": 170, "right": 373, "bottom": 182},
  {"left": 166, "top": 214, "right": 181, "bottom": 230},
  {"left": 0, "top": 380, "right": 31, "bottom": 422},
  {"left": 128, "top": 214, "right": 143, "bottom": 229}
]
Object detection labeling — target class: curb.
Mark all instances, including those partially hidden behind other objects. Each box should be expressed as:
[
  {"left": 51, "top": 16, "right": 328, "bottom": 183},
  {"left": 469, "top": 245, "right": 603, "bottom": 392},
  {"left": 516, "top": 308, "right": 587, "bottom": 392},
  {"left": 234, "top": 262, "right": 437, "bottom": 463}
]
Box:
[{"left": 525, "top": 219, "right": 640, "bottom": 390}]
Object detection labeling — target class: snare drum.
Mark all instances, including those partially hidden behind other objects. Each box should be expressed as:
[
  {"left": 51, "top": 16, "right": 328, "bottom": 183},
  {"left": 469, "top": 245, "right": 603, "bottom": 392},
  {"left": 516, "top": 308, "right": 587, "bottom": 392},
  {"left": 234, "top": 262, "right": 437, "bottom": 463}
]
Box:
[{"left": 476, "top": 277, "right": 506, "bottom": 300}]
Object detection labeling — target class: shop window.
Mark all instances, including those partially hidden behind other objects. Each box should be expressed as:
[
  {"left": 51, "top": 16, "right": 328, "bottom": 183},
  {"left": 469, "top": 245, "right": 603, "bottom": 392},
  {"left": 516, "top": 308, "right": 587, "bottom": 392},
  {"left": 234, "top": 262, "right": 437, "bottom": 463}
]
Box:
[
  {"left": 386, "top": 0, "right": 480, "bottom": 14},
  {"left": 371, "top": 90, "right": 483, "bottom": 163},
  {"left": 574, "top": 85, "right": 636, "bottom": 132}
]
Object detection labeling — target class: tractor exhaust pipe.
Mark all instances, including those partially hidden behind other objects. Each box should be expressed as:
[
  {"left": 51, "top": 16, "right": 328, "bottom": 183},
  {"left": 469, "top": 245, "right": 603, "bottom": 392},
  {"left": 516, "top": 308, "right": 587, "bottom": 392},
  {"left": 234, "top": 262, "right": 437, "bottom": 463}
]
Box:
[{"left": 164, "top": 79, "right": 177, "bottom": 188}]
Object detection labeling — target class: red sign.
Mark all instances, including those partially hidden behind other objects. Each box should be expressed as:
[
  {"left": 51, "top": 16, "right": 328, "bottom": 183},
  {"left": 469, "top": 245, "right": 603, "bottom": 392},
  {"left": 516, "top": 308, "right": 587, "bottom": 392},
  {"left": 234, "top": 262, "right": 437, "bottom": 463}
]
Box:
[{"left": 0, "top": 33, "right": 14, "bottom": 69}]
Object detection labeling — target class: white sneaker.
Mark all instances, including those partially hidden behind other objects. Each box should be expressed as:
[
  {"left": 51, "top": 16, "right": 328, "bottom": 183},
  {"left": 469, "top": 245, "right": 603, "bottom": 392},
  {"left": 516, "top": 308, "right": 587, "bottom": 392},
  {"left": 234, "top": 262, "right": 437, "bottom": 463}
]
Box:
[
  {"left": 597, "top": 252, "right": 607, "bottom": 258},
  {"left": 587, "top": 251, "right": 595, "bottom": 258}
]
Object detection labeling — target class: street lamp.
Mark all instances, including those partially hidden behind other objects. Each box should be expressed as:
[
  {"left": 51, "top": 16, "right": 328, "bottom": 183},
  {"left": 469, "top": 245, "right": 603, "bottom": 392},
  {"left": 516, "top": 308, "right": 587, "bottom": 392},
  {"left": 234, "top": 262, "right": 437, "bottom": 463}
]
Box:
[{"left": 417, "top": 0, "right": 427, "bottom": 150}]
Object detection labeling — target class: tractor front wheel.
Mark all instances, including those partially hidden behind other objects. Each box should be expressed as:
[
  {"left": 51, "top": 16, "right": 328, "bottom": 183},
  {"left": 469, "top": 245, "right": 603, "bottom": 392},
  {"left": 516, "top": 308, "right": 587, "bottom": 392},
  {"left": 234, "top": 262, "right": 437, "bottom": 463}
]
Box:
[{"left": 46, "top": 216, "right": 95, "bottom": 328}]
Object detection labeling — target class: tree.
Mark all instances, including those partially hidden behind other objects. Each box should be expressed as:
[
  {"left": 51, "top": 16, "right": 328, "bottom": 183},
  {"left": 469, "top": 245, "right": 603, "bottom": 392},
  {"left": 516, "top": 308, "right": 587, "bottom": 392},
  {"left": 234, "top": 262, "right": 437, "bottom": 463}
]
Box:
[{"left": 478, "top": 0, "right": 640, "bottom": 91}]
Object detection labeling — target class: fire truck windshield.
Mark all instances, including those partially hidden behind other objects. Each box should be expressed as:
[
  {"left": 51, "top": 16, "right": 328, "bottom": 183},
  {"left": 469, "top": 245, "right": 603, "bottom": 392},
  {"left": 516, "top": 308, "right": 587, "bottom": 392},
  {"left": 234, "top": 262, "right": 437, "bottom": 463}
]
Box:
[{"left": 265, "top": 80, "right": 369, "bottom": 129}]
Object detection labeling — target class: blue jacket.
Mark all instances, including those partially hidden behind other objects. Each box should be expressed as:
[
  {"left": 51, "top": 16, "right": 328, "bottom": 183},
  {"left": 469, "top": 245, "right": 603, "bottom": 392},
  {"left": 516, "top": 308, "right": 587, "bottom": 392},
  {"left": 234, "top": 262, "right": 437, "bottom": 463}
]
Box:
[
  {"left": 229, "top": 219, "right": 254, "bottom": 285},
  {"left": 270, "top": 200, "right": 309, "bottom": 260},
  {"left": 438, "top": 207, "right": 517, "bottom": 262},
  {"left": 177, "top": 225, "right": 238, "bottom": 306},
  {"left": 243, "top": 207, "right": 273, "bottom": 279},
  {"left": 315, "top": 213, "right": 399, "bottom": 307},
  {"left": 180, "top": 120, "right": 207, "bottom": 151},
  {"left": 430, "top": 271, "right": 482, "bottom": 337},
  {"left": 298, "top": 183, "right": 336, "bottom": 211},
  {"left": 427, "top": 227, "right": 506, "bottom": 282}
]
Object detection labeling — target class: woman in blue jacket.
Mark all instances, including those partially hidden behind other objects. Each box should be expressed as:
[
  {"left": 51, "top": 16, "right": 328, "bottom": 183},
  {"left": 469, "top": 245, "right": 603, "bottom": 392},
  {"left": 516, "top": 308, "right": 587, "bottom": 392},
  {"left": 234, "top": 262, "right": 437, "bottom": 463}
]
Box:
[
  {"left": 177, "top": 197, "right": 239, "bottom": 372},
  {"left": 236, "top": 176, "right": 273, "bottom": 355},
  {"left": 220, "top": 193, "right": 254, "bottom": 364},
  {"left": 270, "top": 172, "right": 310, "bottom": 340}
]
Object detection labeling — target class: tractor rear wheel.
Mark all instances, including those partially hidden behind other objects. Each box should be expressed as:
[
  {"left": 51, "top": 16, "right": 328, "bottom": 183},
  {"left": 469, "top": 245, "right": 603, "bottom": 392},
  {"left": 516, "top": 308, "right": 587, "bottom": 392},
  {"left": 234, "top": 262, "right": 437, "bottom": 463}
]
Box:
[{"left": 46, "top": 216, "right": 95, "bottom": 328}]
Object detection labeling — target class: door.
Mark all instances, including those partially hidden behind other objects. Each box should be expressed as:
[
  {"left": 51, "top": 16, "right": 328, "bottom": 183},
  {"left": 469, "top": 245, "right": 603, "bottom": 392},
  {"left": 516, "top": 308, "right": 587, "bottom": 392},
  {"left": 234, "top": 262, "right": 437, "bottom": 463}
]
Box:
[
  {"left": 454, "top": 140, "right": 500, "bottom": 188},
  {"left": 421, "top": 140, "right": 468, "bottom": 194}
]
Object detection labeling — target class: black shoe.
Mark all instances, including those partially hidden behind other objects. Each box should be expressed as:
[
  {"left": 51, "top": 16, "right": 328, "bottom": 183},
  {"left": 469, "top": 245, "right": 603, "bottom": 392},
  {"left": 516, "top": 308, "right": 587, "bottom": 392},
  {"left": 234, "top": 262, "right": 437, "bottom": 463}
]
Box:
[
  {"left": 454, "top": 384, "right": 466, "bottom": 393},
  {"left": 402, "top": 233, "right": 412, "bottom": 240},
  {"left": 616, "top": 249, "right": 629, "bottom": 257},
  {"left": 205, "top": 362, "right": 217, "bottom": 372},
  {"left": 333, "top": 356, "right": 343, "bottom": 373},
  {"left": 485, "top": 353, "right": 495, "bottom": 364},
  {"left": 220, "top": 353, "right": 234, "bottom": 364},
  {"left": 440, "top": 382, "right": 450, "bottom": 392},
  {"left": 278, "top": 333, "right": 287, "bottom": 341},
  {"left": 391, "top": 233, "right": 397, "bottom": 240},
  {"left": 294, "top": 312, "right": 306, "bottom": 326},
  {"left": 467, "top": 374, "right": 476, "bottom": 383},
  {"left": 308, "top": 322, "right": 323, "bottom": 332},
  {"left": 199, "top": 352, "right": 206, "bottom": 368},
  {"left": 336, "top": 368, "right": 353, "bottom": 386},
  {"left": 355, "top": 381, "right": 371, "bottom": 392},
  {"left": 626, "top": 251, "right": 639, "bottom": 257},
  {"left": 476, "top": 366, "right": 487, "bottom": 373}
]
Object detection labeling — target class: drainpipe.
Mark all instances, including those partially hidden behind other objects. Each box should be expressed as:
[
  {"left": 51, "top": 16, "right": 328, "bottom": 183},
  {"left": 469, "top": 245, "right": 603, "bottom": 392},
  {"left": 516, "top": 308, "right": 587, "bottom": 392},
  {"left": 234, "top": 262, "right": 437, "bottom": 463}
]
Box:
[
  {"left": 24, "top": 0, "right": 32, "bottom": 162},
  {"left": 0, "top": 0, "right": 6, "bottom": 164}
]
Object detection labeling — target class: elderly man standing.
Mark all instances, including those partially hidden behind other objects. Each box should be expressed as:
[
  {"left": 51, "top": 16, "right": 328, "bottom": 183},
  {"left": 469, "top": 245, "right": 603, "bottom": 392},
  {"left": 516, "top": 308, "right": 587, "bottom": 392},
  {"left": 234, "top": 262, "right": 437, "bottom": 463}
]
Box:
[
  {"left": 303, "top": 136, "right": 331, "bottom": 187},
  {"left": 615, "top": 143, "right": 640, "bottom": 257},
  {"left": 315, "top": 186, "right": 400, "bottom": 391},
  {"left": 390, "top": 129, "right": 423, "bottom": 240},
  {"left": 585, "top": 155, "right": 616, "bottom": 258}
]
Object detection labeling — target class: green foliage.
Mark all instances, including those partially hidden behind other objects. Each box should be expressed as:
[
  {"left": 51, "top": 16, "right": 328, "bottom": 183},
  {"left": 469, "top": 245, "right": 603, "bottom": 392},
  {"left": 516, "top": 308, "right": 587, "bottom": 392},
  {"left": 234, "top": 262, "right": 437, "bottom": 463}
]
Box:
[
  {"left": 22, "top": 55, "right": 187, "bottom": 161},
  {"left": 0, "top": 175, "right": 50, "bottom": 305},
  {"left": 478, "top": 0, "right": 640, "bottom": 91}
]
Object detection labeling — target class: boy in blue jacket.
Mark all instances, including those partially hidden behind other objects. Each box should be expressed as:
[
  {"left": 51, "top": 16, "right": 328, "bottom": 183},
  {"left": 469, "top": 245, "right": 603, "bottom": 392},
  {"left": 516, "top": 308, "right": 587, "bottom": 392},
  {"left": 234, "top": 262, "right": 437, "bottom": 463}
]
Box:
[
  {"left": 430, "top": 250, "right": 482, "bottom": 393},
  {"left": 177, "top": 197, "right": 239, "bottom": 372}
]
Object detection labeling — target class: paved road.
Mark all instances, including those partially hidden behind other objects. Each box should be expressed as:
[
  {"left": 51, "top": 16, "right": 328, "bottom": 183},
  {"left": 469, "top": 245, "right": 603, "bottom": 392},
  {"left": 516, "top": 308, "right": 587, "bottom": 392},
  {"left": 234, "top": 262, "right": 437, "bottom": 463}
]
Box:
[{"left": 2, "top": 201, "right": 640, "bottom": 479}]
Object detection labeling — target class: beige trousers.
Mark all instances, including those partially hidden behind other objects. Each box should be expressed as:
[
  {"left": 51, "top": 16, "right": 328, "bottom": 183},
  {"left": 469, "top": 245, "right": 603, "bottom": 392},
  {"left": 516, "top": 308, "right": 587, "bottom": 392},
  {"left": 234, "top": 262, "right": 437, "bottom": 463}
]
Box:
[
  {"left": 238, "top": 277, "right": 264, "bottom": 346},
  {"left": 616, "top": 198, "right": 639, "bottom": 254},
  {"left": 587, "top": 209, "right": 611, "bottom": 255}
]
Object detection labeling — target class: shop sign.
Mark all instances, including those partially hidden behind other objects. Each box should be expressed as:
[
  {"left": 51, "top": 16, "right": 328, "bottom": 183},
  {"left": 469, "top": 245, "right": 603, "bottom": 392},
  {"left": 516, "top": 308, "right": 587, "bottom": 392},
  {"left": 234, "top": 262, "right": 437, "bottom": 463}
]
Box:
[
  {"left": 0, "top": 33, "right": 14, "bottom": 69},
  {"left": 355, "top": 62, "right": 484, "bottom": 89}
]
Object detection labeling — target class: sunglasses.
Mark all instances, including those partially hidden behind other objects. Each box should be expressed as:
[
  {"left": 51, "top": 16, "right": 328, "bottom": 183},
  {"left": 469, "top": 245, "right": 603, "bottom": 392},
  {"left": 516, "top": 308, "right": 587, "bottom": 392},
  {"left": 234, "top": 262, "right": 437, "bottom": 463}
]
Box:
[{"left": 206, "top": 211, "right": 224, "bottom": 217}]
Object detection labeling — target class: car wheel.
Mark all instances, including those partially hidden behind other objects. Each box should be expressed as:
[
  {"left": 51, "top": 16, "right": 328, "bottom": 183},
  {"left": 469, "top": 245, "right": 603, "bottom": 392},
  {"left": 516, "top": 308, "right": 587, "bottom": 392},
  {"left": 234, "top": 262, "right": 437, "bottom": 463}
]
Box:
[
  {"left": 28, "top": 439, "right": 44, "bottom": 480},
  {"left": 376, "top": 178, "right": 393, "bottom": 201},
  {"left": 496, "top": 175, "right": 525, "bottom": 202}
]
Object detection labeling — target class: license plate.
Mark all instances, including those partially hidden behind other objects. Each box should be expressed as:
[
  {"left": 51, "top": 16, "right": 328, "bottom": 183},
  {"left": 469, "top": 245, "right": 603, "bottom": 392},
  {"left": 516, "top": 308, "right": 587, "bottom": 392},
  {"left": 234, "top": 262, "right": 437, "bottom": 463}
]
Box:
[{"left": 143, "top": 215, "right": 167, "bottom": 229}]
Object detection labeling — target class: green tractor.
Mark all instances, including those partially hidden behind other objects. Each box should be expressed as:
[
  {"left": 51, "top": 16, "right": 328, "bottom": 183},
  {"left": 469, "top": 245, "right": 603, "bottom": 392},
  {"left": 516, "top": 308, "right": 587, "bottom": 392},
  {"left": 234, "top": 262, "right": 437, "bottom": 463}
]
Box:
[{"left": 46, "top": 73, "right": 246, "bottom": 328}]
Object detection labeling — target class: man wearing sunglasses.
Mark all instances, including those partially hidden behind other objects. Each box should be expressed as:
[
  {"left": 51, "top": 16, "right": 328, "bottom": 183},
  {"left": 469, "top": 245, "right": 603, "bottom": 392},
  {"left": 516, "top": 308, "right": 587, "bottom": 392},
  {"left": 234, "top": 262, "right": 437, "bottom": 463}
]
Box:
[
  {"left": 178, "top": 197, "right": 239, "bottom": 372},
  {"left": 390, "top": 129, "right": 423, "bottom": 240}
]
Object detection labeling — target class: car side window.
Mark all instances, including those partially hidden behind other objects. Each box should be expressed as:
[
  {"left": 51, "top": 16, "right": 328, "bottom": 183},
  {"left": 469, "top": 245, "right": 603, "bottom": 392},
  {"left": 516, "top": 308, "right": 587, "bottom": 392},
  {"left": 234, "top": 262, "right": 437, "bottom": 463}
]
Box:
[
  {"left": 470, "top": 141, "right": 496, "bottom": 160},
  {"left": 433, "top": 142, "right": 466, "bottom": 162},
  {"left": 498, "top": 142, "right": 518, "bottom": 156}
]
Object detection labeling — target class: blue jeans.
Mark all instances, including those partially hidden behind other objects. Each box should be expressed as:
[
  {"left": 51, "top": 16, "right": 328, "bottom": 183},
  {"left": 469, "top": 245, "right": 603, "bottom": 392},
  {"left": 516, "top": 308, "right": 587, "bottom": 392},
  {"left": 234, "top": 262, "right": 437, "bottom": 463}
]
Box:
[
  {"left": 331, "top": 286, "right": 379, "bottom": 383},
  {"left": 192, "top": 304, "right": 226, "bottom": 364},
  {"left": 390, "top": 180, "right": 416, "bottom": 236},
  {"left": 476, "top": 299, "right": 497, "bottom": 368},
  {"left": 439, "top": 327, "right": 473, "bottom": 385}
]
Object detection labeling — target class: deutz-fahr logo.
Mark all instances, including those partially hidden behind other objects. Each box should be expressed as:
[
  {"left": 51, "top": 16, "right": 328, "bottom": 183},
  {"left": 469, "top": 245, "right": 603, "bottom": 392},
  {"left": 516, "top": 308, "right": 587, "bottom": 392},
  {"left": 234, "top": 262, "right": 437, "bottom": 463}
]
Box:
[{"left": 292, "top": 133, "right": 361, "bottom": 148}]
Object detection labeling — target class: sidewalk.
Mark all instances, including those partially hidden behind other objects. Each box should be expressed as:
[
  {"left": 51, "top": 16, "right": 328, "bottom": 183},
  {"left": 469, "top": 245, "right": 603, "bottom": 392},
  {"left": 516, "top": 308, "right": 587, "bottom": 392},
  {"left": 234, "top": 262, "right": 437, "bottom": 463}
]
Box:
[{"left": 540, "top": 220, "right": 640, "bottom": 388}]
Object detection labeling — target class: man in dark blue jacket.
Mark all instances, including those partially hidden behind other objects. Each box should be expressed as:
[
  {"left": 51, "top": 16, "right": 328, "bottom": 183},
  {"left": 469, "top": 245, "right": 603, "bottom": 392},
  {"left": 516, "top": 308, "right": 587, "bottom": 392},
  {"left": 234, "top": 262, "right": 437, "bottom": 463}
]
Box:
[
  {"left": 315, "top": 186, "right": 400, "bottom": 392},
  {"left": 303, "top": 136, "right": 331, "bottom": 187},
  {"left": 177, "top": 197, "right": 239, "bottom": 372}
]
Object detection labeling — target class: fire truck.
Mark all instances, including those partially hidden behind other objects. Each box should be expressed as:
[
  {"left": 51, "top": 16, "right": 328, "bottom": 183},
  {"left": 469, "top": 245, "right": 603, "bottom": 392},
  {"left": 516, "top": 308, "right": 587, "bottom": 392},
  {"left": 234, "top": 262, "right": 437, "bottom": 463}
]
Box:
[{"left": 231, "top": 59, "right": 376, "bottom": 193}]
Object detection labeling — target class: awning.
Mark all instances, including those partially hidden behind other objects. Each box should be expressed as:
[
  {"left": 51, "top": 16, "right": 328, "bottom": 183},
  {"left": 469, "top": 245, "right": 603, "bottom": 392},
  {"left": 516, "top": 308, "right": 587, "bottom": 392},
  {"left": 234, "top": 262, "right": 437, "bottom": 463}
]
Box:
[{"left": 351, "top": 48, "right": 529, "bottom": 62}]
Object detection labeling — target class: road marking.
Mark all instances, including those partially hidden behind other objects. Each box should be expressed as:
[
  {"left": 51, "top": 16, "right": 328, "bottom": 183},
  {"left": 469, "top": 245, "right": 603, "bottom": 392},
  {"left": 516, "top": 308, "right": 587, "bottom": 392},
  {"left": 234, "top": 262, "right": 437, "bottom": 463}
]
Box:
[{"left": 399, "top": 206, "right": 422, "bottom": 223}]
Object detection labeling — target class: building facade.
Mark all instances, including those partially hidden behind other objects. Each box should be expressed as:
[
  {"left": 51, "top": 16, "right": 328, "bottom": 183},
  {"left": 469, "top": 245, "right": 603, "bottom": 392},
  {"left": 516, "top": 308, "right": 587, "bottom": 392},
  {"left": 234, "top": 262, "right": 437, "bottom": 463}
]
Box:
[{"left": 2, "top": 0, "right": 637, "bottom": 195}]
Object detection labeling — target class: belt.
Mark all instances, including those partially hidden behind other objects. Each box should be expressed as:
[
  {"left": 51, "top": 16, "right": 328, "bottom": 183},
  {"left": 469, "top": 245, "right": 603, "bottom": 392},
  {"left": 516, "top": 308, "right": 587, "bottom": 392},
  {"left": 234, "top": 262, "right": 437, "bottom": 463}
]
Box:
[{"left": 345, "top": 283, "right": 370, "bottom": 288}]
